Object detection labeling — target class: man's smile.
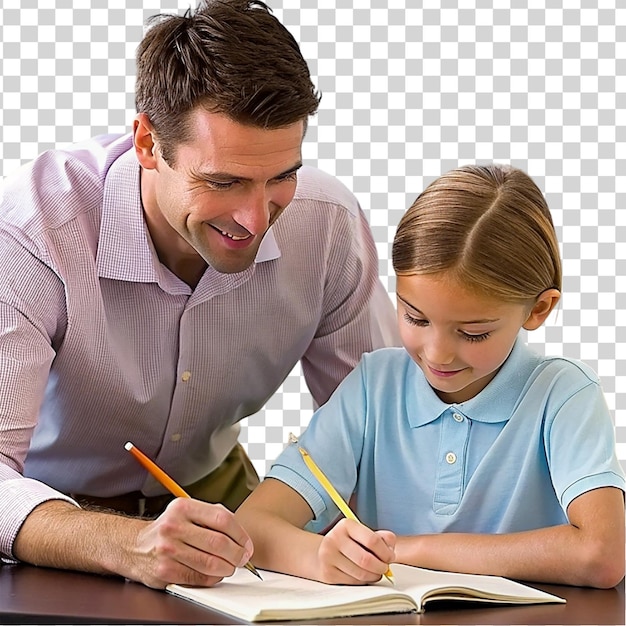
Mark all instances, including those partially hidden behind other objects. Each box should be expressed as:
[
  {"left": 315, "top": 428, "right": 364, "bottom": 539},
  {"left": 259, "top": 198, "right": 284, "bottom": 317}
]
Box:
[
  {"left": 218, "top": 228, "right": 251, "bottom": 241},
  {"left": 208, "top": 223, "right": 253, "bottom": 242}
]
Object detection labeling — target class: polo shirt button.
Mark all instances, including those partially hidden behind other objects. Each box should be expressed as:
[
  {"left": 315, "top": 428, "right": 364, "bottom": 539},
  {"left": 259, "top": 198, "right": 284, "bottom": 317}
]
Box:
[
  {"left": 171, "top": 433, "right": 182, "bottom": 442},
  {"left": 445, "top": 452, "right": 457, "bottom": 464},
  {"left": 181, "top": 371, "right": 191, "bottom": 382},
  {"left": 453, "top": 412, "right": 463, "bottom": 422}
]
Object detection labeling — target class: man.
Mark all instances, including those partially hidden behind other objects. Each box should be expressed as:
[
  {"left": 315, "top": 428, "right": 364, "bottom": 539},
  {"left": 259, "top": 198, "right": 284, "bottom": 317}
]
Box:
[{"left": 0, "top": 0, "right": 398, "bottom": 589}]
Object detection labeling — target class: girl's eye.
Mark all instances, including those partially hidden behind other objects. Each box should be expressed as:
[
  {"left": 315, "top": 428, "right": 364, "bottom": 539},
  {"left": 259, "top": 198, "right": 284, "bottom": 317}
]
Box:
[
  {"left": 461, "top": 332, "right": 491, "bottom": 343},
  {"left": 403, "top": 313, "right": 428, "bottom": 327},
  {"left": 402, "top": 311, "right": 492, "bottom": 342}
]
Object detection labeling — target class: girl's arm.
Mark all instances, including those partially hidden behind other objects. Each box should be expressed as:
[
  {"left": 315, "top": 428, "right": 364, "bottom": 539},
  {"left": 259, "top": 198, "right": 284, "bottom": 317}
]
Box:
[
  {"left": 235, "top": 477, "right": 395, "bottom": 585},
  {"left": 395, "top": 486, "right": 624, "bottom": 589}
]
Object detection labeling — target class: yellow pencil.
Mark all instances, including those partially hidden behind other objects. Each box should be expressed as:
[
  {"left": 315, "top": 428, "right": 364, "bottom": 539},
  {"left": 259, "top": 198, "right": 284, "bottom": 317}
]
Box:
[
  {"left": 297, "top": 444, "right": 395, "bottom": 585},
  {"left": 124, "top": 441, "right": 262, "bottom": 580}
]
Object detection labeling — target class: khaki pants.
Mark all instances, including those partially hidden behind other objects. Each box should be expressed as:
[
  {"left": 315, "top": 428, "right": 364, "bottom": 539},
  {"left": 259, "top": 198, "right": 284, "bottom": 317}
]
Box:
[
  {"left": 73, "top": 443, "right": 260, "bottom": 517},
  {"left": 185, "top": 442, "right": 260, "bottom": 512}
]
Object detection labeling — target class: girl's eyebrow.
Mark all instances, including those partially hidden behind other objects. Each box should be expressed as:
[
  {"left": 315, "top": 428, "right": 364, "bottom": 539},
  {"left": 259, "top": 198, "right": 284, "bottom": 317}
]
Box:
[
  {"left": 396, "top": 293, "right": 420, "bottom": 313},
  {"left": 396, "top": 293, "right": 500, "bottom": 325}
]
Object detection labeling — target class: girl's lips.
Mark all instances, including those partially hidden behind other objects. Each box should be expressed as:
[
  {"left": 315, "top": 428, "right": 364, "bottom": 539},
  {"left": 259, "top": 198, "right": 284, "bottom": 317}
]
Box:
[{"left": 428, "top": 366, "right": 465, "bottom": 378}]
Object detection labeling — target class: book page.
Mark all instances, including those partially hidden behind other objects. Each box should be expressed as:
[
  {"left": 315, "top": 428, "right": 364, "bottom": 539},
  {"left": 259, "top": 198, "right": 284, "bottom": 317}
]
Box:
[
  {"left": 167, "top": 563, "right": 565, "bottom": 621},
  {"left": 167, "top": 568, "right": 412, "bottom": 621},
  {"left": 395, "top": 565, "right": 565, "bottom": 609}
]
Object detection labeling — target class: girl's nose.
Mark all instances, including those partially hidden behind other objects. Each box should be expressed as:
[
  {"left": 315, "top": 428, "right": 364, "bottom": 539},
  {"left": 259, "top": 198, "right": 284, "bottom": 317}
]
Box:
[{"left": 424, "top": 333, "right": 456, "bottom": 366}]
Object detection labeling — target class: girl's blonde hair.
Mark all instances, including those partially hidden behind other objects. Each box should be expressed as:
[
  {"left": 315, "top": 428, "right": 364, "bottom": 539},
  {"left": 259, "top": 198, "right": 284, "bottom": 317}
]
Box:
[{"left": 392, "top": 164, "right": 562, "bottom": 303}]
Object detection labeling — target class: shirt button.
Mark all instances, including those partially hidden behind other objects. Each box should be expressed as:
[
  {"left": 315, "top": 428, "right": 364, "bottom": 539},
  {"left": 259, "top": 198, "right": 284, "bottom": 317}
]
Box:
[
  {"left": 181, "top": 371, "right": 191, "bottom": 382},
  {"left": 452, "top": 412, "right": 464, "bottom": 422},
  {"left": 445, "top": 452, "right": 457, "bottom": 464},
  {"left": 170, "top": 433, "right": 182, "bottom": 442}
]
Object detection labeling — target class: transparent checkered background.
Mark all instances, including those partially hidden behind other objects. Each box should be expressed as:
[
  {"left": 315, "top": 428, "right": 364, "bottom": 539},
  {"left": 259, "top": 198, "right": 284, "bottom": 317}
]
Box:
[{"left": 1, "top": 1, "right": 624, "bottom": 476}]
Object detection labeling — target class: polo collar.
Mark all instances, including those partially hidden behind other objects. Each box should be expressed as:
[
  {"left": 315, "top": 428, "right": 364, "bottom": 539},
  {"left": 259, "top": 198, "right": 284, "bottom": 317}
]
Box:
[{"left": 407, "top": 338, "right": 542, "bottom": 428}]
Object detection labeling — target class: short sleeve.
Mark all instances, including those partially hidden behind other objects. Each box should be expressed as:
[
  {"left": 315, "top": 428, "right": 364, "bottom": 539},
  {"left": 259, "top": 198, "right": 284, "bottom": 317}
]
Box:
[
  {"left": 266, "top": 359, "right": 368, "bottom": 533},
  {"left": 545, "top": 377, "right": 625, "bottom": 511}
]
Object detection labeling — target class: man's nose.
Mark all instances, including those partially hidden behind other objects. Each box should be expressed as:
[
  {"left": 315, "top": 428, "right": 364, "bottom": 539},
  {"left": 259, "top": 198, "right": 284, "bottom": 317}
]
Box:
[{"left": 233, "top": 187, "right": 271, "bottom": 235}]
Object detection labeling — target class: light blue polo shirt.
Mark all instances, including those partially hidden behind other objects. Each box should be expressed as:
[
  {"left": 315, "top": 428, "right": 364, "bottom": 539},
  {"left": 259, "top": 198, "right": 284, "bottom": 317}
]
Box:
[{"left": 267, "top": 339, "right": 625, "bottom": 535}]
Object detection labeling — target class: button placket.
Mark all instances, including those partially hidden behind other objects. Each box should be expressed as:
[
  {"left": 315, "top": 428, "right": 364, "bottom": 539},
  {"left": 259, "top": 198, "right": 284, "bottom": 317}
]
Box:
[{"left": 433, "top": 409, "right": 470, "bottom": 514}]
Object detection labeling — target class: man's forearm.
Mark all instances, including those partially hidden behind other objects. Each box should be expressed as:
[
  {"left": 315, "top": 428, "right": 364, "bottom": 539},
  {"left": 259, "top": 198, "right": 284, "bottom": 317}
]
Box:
[
  {"left": 13, "top": 499, "right": 146, "bottom": 580},
  {"left": 13, "top": 496, "right": 255, "bottom": 589}
]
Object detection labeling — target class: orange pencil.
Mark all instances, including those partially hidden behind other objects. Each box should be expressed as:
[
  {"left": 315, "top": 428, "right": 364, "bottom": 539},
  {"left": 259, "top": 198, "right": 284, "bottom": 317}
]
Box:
[{"left": 125, "top": 441, "right": 262, "bottom": 580}]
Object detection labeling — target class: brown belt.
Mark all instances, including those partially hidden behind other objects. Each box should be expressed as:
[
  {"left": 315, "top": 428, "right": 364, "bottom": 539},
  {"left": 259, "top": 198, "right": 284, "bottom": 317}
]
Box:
[{"left": 71, "top": 491, "right": 175, "bottom": 518}]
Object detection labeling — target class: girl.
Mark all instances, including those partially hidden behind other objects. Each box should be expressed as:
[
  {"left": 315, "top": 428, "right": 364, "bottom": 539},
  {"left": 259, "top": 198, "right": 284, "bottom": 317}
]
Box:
[{"left": 236, "top": 164, "right": 625, "bottom": 589}]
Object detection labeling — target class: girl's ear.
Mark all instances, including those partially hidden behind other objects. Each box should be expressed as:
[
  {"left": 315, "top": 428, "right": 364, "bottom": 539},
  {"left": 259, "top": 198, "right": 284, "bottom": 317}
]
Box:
[
  {"left": 133, "top": 113, "right": 158, "bottom": 170},
  {"left": 523, "top": 288, "right": 561, "bottom": 330}
]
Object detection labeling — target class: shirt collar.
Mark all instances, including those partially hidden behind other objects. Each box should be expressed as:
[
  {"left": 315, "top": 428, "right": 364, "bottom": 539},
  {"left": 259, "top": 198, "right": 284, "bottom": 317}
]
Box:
[
  {"left": 254, "top": 227, "right": 281, "bottom": 262},
  {"left": 96, "top": 147, "right": 158, "bottom": 283},
  {"left": 96, "top": 142, "right": 281, "bottom": 284},
  {"left": 407, "top": 337, "right": 542, "bottom": 428}
]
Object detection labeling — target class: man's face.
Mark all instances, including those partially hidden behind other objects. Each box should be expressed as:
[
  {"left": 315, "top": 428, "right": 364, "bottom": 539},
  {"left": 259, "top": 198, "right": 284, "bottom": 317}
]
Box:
[{"left": 140, "top": 109, "right": 304, "bottom": 275}]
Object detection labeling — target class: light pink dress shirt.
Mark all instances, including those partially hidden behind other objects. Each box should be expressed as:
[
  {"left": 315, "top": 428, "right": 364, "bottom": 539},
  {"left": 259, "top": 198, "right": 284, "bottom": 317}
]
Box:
[{"left": 0, "top": 134, "right": 399, "bottom": 559}]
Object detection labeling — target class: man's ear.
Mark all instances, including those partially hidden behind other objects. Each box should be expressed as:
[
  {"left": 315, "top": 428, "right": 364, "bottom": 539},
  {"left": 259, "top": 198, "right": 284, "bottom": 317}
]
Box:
[
  {"left": 523, "top": 288, "right": 561, "bottom": 330},
  {"left": 133, "top": 113, "right": 158, "bottom": 170}
]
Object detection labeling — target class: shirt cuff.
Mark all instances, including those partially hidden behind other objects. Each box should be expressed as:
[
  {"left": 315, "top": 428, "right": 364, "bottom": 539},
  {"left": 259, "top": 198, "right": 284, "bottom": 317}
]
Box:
[{"left": 0, "top": 477, "right": 79, "bottom": 560}]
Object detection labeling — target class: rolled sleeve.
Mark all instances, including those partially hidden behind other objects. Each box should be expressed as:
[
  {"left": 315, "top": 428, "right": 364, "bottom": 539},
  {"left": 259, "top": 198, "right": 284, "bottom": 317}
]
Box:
[
  {"left": 0, "top": 473, "right": 78, "bottom": 561},
  {"left": 0, "top": 236, "right": 66, "bottom": 560}
]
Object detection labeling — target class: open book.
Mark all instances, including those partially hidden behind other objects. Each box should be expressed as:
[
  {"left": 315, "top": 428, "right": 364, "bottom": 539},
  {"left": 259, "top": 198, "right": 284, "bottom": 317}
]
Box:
[{"left": 166, "top": 563, "right": 565, "bottom": 622}]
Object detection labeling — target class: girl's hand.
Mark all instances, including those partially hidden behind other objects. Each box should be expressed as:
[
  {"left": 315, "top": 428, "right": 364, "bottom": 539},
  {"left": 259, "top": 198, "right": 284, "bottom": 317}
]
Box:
[{"left": 316, "top": 518, "right": 396, "bottom": 585}]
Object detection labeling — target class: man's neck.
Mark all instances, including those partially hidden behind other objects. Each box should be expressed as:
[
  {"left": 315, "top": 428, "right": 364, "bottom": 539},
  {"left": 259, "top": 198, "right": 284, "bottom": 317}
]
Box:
[
  {"left": 163, "top": 256, "right": 207, "bottom": 288},
  {"left": 140, "top": 169, "right": 207, "bottom": 288}
]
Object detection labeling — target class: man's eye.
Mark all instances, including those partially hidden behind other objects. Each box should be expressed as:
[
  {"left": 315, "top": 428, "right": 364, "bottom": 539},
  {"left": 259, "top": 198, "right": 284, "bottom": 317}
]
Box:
[
  {"left": 207, "top": 180, "right": 235, "bottom": 190},
  {"left": 277, "top": 171, "right": 298, "bottom": 183}
]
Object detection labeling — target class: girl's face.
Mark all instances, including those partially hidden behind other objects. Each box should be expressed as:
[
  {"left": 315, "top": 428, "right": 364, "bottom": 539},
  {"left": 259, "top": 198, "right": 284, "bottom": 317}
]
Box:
[{"left": 396, "top": 274, "right": 532, "bottom": 404}]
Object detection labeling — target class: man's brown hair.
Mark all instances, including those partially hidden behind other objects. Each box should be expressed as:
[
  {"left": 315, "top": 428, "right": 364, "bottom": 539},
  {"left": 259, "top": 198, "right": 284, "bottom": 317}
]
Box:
[{"left": 135, "top": 0, "right": 320, "bottom": 163}]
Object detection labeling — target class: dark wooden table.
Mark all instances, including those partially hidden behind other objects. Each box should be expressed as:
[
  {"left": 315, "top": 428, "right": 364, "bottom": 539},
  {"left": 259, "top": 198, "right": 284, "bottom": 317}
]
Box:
[{"left": 0, "top": 563, "right": 623, "bottom": 624}]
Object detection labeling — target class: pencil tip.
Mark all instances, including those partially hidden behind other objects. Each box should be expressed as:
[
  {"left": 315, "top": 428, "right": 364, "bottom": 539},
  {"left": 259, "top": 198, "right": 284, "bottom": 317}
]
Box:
[{"left": 245, "top": 562, "right": 263, "bottom": 580}]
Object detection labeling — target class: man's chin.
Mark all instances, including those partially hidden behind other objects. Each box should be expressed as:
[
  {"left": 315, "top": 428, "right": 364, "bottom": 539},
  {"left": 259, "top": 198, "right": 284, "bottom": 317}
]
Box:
[{"left": 203, "top": 252, "right": 257, "bottom": 275}]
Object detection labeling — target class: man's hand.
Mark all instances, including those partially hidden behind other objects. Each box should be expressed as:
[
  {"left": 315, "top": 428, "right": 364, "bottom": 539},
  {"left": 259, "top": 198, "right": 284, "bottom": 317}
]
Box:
[
  {"left": 316, "top": 518, "right": 395, "bottom": 585},
  {"left": 132, "top": 498, "right": 254, "bottom": 588},
  {"left": 13, "top": 498, "right": 254, "bottom": 589}
]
